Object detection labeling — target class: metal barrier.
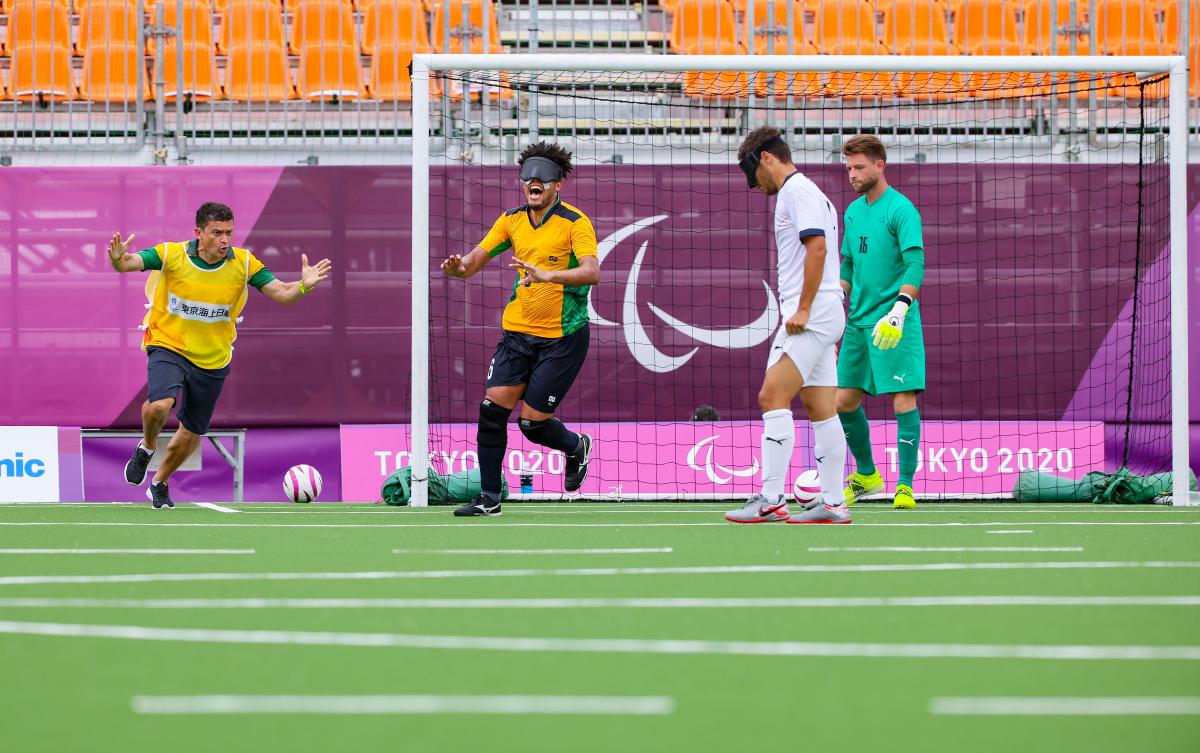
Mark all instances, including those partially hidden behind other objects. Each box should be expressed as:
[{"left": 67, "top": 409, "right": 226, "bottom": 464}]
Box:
[{"left": 0, "top": 0, "right": 1193, "bottom": 161}]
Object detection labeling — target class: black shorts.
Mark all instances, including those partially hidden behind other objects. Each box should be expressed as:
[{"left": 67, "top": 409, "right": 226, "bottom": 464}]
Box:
[
  {"left": 486, "top": 324, "right": 590, "bottom": 414},
  {"left": 146, "top": 347, "right": 230, "bottom": 435}
]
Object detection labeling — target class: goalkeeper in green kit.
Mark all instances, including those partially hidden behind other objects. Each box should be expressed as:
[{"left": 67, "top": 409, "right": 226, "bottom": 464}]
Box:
[{"left": 836, "top": 135, "right": 926, "bottom": 510}]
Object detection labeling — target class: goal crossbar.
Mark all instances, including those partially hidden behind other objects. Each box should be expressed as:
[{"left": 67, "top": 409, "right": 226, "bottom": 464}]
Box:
[{"left": 409, "top": 54, "right": 1192, "bottom": 507}]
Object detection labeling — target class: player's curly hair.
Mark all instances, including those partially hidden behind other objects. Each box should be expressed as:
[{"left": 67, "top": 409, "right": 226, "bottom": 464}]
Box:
[
  {"left": 737, "top": 126, "right": 792, "bottom": 165},
  {"left": 518, "top": 141, "right": 574, "bottom": 178},
  {"left": 195, "top": 202, "right": 234, "bottom": 229}
]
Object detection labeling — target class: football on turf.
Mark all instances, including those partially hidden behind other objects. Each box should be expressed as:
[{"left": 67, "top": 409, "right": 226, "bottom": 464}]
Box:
[
  {"left": 284, "top": 464, "right": 323, "bottom": 503},
  {"left": 793, "top": 469, "right": 822, "bottom": 504}
]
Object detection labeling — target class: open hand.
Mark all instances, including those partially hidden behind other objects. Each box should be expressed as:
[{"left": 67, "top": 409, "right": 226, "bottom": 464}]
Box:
[
  {"left": 301, "top": 254, "right": 332, "bottom": 290},
  {"left": 510, "top": 257, "right": 550, "bottom": 286},
  {"left": 441, "top": 255, "right": 469, "bottom": 278},
  {"left": 107, "top": 232, "right": 136, "bottom": 264}
]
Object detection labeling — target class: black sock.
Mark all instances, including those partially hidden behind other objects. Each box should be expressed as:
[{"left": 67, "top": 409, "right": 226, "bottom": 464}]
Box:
[
  {"left": 519, "top": 417, "right": 581, "bottom": 455},
  {"left": 479, "top": 446, "right": 504, "bottom": 501}
]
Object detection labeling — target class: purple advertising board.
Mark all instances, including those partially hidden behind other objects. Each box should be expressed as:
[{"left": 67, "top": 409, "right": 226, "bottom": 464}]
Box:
[{"left": 1, "top": 164, "right": 1197, "bottom": 501}]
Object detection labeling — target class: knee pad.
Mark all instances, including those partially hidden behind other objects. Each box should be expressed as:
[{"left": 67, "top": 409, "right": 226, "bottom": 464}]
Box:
[
  {"left": 518, "top": 417, "right": 557, "bottom": 446},
  {"left": 477, "top": 399, "right": 511, "bottom": 448}
]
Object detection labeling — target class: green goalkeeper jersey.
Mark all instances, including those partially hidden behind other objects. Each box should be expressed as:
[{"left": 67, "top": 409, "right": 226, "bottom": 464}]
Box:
[{"left": 839, "top": 187, "right": 926, "bottom": 327}]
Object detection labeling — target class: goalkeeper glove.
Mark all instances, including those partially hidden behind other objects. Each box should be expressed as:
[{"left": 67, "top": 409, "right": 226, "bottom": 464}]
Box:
[{"left": 872, "top": 295, "right": 912, "bottom": 350}]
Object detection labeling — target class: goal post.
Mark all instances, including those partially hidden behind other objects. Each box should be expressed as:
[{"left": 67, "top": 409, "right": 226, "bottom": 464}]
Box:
[{"left": 409, "top": 53, "right": 1191, "bottom": 507}]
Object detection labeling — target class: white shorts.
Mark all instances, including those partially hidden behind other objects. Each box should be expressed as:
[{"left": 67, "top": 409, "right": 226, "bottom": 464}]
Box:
[{"left": 766, "top": 291, "right": 846, "bottom": 387}]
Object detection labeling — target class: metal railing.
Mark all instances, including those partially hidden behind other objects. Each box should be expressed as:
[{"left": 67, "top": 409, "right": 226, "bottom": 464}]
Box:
[{"left": 0, "top": 0, "right": 1192, "bottom": 161}]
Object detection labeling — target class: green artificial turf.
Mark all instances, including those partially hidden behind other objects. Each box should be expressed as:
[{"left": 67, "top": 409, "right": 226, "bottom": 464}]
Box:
[{"left": 0, "top": 502, "right": 1197, "bottom": 753}]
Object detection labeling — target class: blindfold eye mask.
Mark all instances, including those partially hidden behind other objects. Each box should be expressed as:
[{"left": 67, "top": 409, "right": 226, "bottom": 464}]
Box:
[
  {"left": 738, "top": 136, "right": 786, "bottom": 188},
  {"left": 519, "top": 156, "right": 564, "bottom": 183}
]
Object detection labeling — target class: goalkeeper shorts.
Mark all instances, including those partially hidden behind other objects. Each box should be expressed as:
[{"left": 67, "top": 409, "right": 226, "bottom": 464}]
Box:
[
  {"left": 486, "top": 323, "right": 590, "bottom": 414},
  {"left": 837, "top": 312, "right": 926, "bottom": 396},
  {"left": 766, "top": 291, "right": 845, "bottom": 388}
]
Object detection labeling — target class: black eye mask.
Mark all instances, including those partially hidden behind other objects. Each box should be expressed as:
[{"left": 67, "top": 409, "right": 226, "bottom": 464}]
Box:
[
  {"left": 520, "top": 156, "right": 563, "bottom": 184},
  {"left": 738, "top": 136, "right": 786, "bottom": 188}
]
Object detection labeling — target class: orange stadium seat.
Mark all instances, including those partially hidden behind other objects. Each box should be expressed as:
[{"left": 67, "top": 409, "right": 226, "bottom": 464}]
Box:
[
  {"left": 430, "top": 0, "right": 503, "bottom": 53},
  {"left": 77, "top": 0, "right": 142, "bottom": 56},
  {"left": 81, "top": 42, "right": 151, "bottom": 102},
  {"left": 1022, "top": 0, "right": 1087, "bottom": 55},
  {"left": 950, "top": 0, "right": 1021, "bottom": 55},
  {"left": 297, "top": 41, "right": 364, "bottom": 100},
  {"left": 1162, "top": 1, "right": 1199, "bottom": 95},
  {"left": 224, "top": 42, "right": 296, "bottom": 100},
  {"left": 669, "top": 0, "right": 739, "bottom": 53},
  {"left": 290, "top": 0, "right": 360, "bottom": 54},
  {"left": 162, "top": 40, "right": 219, "bottom": 100},
  {"left": 363, "top": 0, "right": 431, "bottom": 55},
  {"left": 823, "top": 40, "right": 899, "bottom": 97},
  {"left": 895, "top": 39, "right": 967, "bottom": 99},
  {"left": 728, "top": 0, "right": 822, "bottom": 14},
  {"left": 7, "top": 1, "right": 73, "bottom": 56},
  {"left": 1094, "top": 0, "right": 1175, "bottom": 55},
  {"left": 812, "top": 0, "right": 877, "bottom": 50},
  {"left": 754, "top": 40, "right": 822, "bottom": 97},
  {"left": 879, "top": 0, "right": 951, "bottom": 50},
  {"left": 744, "top": 0, "right": 807, "bottom": 54},
  {"left": 217, "top": 0, "right": 287, "bottom": 55},
  {"left": 10, "top": 42, "right": 77, "bottom": 102},
  {"left": 368, "top": 41, "right": 442, "bottom": 100},
  {"left": 147, "top": 0, "right": 215, "bottom": 55}
]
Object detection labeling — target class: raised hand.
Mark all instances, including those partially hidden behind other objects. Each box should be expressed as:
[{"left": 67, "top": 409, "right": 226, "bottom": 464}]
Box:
[
  {"left": 510, "top": 257, "right": 549, "bottom": 287},
  {"left": 108, "top": 232, "right": 136, "bottom": 264},
  {"left": 300, "top": 253, "right": 332, "bottom": 290},
  {"left": 441, "top": 255, "right": 468, "bottom": 278}
]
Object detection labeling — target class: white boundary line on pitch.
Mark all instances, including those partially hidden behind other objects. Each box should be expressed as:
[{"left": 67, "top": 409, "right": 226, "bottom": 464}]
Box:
[
  {"left": 192, "top": 503, "right": 240, "bottom": 514},
  {"left": 392, "top": 548, "right": 674, "bottom": 555},
  {"left": 211, "top": 507, "right": 1200, "bottom": 515},
  {"left": 2, "top": 620, "right": 1198, "bottom": 661},
  {"left": 1, "top": 521, "right": 1199, "bottom": 529},
  {"left": 3, "top": 595, "right": 1199, "bottom": 610},
  {"left": 929, "top": 697, "right": 1200, "bottom": 716},
  {"left": 130, "top": 694, "right": 675, "bottom": 716},
  {"left": 809, "top": 547, "right": 1082, "bottom": 553},
  {"left": 0, "top": 549, "right": 255, "bottom": 555},
  {"left": 986, "top": 530, "right": 1034, "bottom": 535},
  {"left": 2, "top": 561, "right": 1198, "bottom": 587}
]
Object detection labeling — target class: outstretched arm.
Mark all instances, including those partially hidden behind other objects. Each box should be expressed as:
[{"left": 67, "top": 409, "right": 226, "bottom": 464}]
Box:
[
  {"left": 441, "top": 245, "right": 492, "bottom": 279},
  {"left": 107, "top": 233, "right": 146, "bottom": 272},
  {"left": 260, "top": 254, "right": 332, "bottom": 304}
]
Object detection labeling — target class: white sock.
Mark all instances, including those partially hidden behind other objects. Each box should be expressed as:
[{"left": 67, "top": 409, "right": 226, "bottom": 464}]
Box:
[
  {"left": 760, "top": 409, "right": 794, "bottom": 500},
  {"left": 812, "top": 415, "right": 848, "bottom": 506}
]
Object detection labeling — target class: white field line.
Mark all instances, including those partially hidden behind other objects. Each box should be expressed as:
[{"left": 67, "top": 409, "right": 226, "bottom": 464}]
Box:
[
  {"left": 210, "top": 507, "right": 1200, "bottom": 515},
  {"left": 2, "top": 620, "right": 1198, "bottom": 661},
  {"left": 392, "top": 548, "right": 673, "bottom": 555},
  {"left": 192, "top": 503, "right": 240, "bottom": 514},
  {"left": 1, "top": 561, "right": 1198, "bottom": 587},
  {"left": 3, "top": 595, "right": 1199, "bottom": 610},
  {"left": 929, "top": 697, "right": 1200, "bottom": 716},
  {"left": 987, "top": 530, "right": 1034, "bottom": 535},
  {"left": 0, "top": 521, "right": 1198, "bottom": 529},
  {"left": 131, "top": 694, "right": 675, "bottom": 716},
  {"left": 809, "top": 547, "right": 1082, "bottom": 553},
  {"left": 0, "top": 549, "right": 255, "bottom": 555}
]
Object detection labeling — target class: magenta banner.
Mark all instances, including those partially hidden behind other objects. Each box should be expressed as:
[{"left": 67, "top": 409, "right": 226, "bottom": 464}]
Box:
[
  {"left": 2, "top": 165, "right": 1197, "bottom": 475},
  {"left": 340, "top": 421, "right": 1106, "bottom": 501}
]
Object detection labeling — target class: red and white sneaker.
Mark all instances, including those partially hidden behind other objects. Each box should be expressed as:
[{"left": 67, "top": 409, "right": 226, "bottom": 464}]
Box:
[{"left": 724, "top": 494, "right": 789, "bottom": 523}]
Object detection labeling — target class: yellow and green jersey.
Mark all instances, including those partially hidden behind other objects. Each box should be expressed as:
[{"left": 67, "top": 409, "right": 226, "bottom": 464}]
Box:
[
  {"left": 839, "top": 187, "right": 926, "bottom": 327},
  {"left": 478, "top": 199, "right": 598, "bottom": 339},
  {"left": 137, "top": 240, "right": 276, "bottom": 369}
]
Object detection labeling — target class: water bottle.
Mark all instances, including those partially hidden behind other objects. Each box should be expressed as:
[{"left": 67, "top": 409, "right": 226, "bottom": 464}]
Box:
[{"left": 519, "top": 456, "right": 533, "bottom": 495}]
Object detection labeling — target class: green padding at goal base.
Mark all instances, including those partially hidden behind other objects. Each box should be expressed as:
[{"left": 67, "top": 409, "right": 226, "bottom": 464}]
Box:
[
  {"left": 381, "top": 467, "right": 510, "bottom": 506},
  {"left": 1013, "top": 468, "right": 1199, "bottom": 504}
]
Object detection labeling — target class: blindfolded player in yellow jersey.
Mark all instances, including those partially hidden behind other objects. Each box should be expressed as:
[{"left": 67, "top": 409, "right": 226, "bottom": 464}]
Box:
[
  {"left": 107, "top": 202, "right": 332, "bottom": 509},
  {"left": 440, "top": 142, "right": 600, "bottom": 517}
]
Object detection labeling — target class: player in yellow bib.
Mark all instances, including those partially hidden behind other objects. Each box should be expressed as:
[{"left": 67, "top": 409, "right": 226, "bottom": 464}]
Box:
[
  {"left": 440, "top": 142, "right": 600, "bottom": 517},
  {"left": 107, "top": 202, "right": 332, "bottom": 508}
]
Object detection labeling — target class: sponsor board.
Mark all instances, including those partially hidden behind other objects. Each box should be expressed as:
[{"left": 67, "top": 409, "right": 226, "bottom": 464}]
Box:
[
  {"left": 0, "top": 427, "right": 83, "bottom": 502},
  {"left": 339, "top": 421, "right": 1105, "bottom": 501}
]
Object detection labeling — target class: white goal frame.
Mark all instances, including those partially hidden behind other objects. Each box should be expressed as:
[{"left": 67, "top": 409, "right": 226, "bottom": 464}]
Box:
[{"left": 409, "top": 53, "right": 1191, "bottom": 507}]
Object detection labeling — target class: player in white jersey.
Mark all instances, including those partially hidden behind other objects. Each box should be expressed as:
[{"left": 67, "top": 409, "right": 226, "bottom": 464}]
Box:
[{"left": 725, "top": 127, "right": 851, "bottom": 525}]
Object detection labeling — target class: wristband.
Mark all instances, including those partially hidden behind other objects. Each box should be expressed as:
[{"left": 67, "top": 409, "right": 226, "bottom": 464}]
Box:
[
  {"left": 299, "top": 281, "right": 310, "bottom": 296},
  {"left": 896, "top": 293, "right": 913, "bottom": 307}
]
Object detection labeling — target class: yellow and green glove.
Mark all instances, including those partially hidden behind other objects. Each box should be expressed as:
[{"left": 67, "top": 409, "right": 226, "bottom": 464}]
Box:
[{"left": 871, "top": 295, "right": 912, "bottom": 350}]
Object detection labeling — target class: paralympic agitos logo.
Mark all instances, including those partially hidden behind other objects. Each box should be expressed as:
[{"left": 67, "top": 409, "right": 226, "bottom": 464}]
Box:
[{"left": 587, "top": 215, "right": 780, "bottom": 374}]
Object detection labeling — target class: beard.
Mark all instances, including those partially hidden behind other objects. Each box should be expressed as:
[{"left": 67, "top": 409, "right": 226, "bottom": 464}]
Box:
[{"left": 852, "top": 176, "right": 878, "bottom": 194}]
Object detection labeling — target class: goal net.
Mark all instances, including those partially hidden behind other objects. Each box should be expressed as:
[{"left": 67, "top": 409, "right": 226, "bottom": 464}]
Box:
[{"left": 411, "top": 54, "right": 1188, "bottom": 504}]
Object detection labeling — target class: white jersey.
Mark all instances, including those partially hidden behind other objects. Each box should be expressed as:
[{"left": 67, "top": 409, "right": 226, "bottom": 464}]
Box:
[{"left": 774, "top": 171, "right": 843, "bottom": 304}]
